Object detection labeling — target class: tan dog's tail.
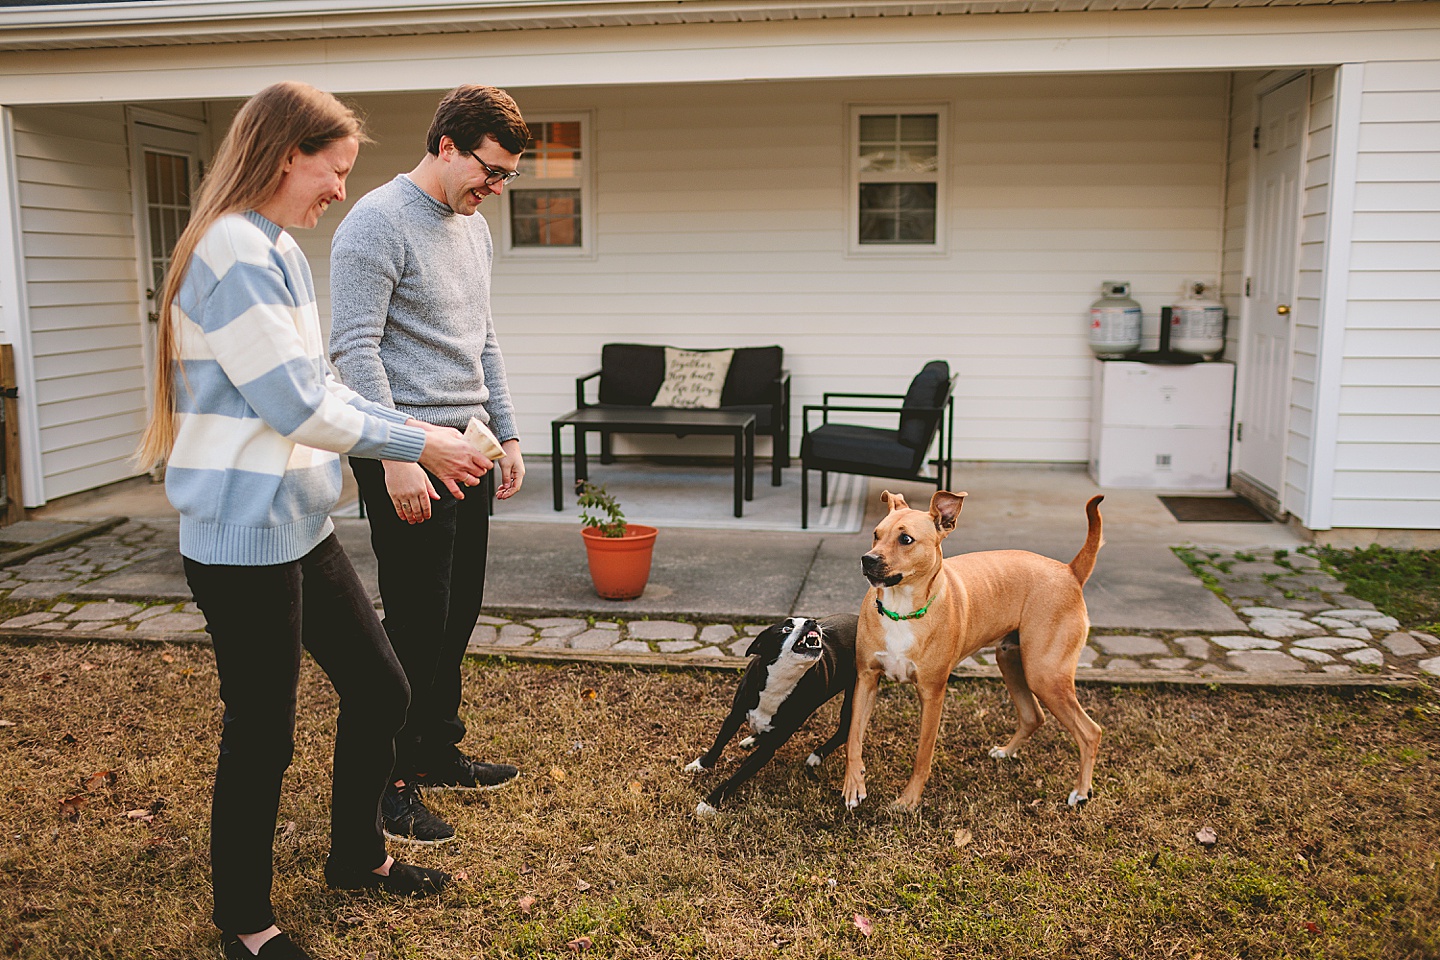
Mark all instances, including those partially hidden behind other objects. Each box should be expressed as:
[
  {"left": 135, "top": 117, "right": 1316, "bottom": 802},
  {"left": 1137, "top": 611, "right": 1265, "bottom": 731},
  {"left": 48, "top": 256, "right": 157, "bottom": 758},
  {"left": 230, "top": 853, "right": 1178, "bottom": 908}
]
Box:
[{"left": 1067, "top": 495, "right": 1105, "bottom": 585}]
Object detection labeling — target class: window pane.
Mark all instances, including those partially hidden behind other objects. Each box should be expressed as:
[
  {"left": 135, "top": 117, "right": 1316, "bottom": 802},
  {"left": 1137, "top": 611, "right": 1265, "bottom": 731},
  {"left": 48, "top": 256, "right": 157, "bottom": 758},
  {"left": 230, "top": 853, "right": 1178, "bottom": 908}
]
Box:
[
  {"left": 175, "top": 156, "right": 192, "bottom": 206},
  {"left": 145, "top": 152, "right": 159, "bottom": 203},
  {"left": 147, "top": 209, "right": 162, "bottom": 264},
  {"left": 858, "top": 182, "right": 936, "bottom": 244},
  {"left": 858, "top": 146, "right": 896, "bottom": 174},
  {"left": 858, "top": 115, "right": 897, "bottom": 142},
  {"left": 524, "top": 120, "right": 582, "bottom": 180},
  {"left": 510, "top": 189, "right": 582, "bottom": 247},
  {"left": 899, "top": 114, "right": 938, "bottom": 142},
  {"left": 859, "top": 112, "right": 939, "bottom": 173}
]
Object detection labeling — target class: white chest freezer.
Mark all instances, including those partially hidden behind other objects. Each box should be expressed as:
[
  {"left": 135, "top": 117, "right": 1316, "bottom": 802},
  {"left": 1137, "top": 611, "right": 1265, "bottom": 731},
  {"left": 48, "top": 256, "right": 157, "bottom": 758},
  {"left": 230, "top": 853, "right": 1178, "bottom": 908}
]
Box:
[{"left": 1089, "top": 359, "right": 1236, "bottom": 490}]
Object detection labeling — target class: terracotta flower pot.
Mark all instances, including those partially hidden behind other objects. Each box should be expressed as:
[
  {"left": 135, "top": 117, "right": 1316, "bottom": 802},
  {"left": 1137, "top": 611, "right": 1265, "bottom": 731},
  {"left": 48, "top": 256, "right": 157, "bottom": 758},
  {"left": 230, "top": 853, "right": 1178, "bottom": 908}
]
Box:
[{"left": 581, "top": 524, "right": 658, "bottom": 600}]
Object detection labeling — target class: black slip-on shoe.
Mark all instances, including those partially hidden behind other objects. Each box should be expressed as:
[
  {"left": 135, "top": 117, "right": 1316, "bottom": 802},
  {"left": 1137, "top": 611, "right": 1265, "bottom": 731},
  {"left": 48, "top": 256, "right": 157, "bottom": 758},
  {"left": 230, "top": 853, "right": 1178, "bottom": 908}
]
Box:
[
  {"left": 221, "top": 931, "right": 312, "bottom": 960},
  {"left": 326, "top": 860, "right": 450, "bottom": 897}
]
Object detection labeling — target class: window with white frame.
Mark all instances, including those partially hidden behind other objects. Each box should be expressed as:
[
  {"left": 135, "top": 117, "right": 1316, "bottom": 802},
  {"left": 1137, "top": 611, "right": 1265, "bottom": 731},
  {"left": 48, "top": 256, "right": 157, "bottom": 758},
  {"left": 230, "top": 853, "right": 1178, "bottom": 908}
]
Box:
[
  {"left": 505, "top": 115, "right": 592, "bottom": 256},
  {"left": 850, "top": 105, "right": 946, "bottom": 251}
]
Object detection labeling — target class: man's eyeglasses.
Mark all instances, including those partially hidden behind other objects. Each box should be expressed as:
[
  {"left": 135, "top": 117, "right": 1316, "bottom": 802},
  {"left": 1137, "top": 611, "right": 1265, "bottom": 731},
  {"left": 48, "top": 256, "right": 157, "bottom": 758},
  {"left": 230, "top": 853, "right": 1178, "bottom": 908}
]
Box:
[{"left": 464, "top": 150, "right": 520, "bottom": 187}]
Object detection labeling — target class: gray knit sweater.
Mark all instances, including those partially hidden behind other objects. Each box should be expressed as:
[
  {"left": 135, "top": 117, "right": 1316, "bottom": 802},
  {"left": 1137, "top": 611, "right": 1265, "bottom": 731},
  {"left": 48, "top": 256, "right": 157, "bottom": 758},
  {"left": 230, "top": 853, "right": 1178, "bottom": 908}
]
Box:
[{"left": 329, "top": 174, "right": 517, "bottom": 440}]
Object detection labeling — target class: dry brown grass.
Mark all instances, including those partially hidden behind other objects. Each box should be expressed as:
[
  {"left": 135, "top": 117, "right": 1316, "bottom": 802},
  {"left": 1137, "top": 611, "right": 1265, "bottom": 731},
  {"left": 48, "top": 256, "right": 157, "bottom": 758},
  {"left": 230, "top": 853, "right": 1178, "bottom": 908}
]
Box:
[{"left": 2, "top": 638, "right": 1438, "bottom": 959}]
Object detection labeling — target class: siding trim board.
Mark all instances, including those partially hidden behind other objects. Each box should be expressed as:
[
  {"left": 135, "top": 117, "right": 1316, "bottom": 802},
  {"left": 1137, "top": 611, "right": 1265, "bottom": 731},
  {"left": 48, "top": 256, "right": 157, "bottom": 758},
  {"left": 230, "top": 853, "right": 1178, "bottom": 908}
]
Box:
[
  {"left": 1305, "top": 62, "right": 1362, "bottom": 532},
  {"left": 0, "top": 107, "right": 42, "bottom": 508}
]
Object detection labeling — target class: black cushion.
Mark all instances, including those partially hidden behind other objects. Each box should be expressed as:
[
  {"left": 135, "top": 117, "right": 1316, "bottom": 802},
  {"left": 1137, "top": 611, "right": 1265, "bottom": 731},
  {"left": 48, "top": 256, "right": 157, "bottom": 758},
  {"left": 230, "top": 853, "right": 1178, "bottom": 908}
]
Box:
[
  {"left": 801, "top": 423, "right": 923, "bottom": 473},
  {"left": 599, "top": 344, "right": 666, "bottom": 405},
  {"left": 720, "top": 346, "right": 783, "bottom": 406},
  {"left": 597, "top": 343, "right": 783, "bottom": 409},
  {"left": 897, "top": 360, "right": 950, "bottom": 450}
]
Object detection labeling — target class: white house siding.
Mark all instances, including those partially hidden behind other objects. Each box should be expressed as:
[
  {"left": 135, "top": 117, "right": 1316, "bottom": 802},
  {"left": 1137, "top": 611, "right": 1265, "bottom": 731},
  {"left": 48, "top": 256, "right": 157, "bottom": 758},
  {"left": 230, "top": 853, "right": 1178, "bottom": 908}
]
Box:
[
  {"left": 294, "top": 74, "right": 1232, "bottom": 463},
  {"left": 11, "top": 103, "right": 147, "bottom": 502},
  {"left": 1328, "top": 59, "right": 1440, "bottom": 529}
]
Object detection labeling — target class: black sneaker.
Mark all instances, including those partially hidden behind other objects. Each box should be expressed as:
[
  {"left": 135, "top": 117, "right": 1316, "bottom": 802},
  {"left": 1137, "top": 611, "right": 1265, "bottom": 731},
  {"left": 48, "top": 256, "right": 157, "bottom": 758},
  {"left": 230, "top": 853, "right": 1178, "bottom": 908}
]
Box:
[
  {"left": 381, "top": 779, "right": 455, "bottom": 845},
  {"left": 325, "top": 859, "right": 450, "bottom": 897},
  {"left": 414, "top": 750, "right": 519, "bottom": 792}
]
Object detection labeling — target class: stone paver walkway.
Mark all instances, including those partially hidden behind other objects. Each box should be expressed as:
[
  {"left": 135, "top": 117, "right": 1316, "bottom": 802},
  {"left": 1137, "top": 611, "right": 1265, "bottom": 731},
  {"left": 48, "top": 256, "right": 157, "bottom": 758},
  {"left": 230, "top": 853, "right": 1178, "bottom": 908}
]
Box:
[{"left": 0, "top": 520, "right": 1436, "bottom": 684}]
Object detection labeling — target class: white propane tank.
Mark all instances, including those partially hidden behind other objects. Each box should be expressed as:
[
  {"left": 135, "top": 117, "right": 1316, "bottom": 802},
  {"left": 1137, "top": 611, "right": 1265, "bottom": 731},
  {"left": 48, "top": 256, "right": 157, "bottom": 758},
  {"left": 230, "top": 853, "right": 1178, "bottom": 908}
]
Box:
[
  {"left": 1170, "top": 280, "right": 1226, "bottom": 358},
  {"left": 1088, "top": 280, "right": 1142, "bottom": 358}
]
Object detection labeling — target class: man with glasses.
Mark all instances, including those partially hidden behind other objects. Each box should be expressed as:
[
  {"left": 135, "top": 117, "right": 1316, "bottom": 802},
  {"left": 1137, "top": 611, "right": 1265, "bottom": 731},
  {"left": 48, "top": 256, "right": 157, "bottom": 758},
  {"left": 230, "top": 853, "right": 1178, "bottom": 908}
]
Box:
[{"left": 330, "top": 85, "right": 529, "bottom": 845}]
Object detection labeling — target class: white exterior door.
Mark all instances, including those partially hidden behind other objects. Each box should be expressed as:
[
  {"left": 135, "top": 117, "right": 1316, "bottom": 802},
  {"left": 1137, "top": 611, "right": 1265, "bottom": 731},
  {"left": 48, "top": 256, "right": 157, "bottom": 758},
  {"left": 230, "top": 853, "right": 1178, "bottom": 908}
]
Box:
[
  {"left": 1234, "top": 76, "right": 1307, "bottom": 505},
  {"left": 131, "top": 119, "right": 201, "bottom": 414}
]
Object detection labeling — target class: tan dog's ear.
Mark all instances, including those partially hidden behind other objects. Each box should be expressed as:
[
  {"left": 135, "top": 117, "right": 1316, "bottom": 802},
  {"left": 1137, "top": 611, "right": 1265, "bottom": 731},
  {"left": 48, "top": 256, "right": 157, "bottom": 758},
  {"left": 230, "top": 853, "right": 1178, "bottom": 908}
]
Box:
[
  {"left": 930, "top": 490, "right": 967, "bottom": 534},
  {"left": 880, "top": 490, "right": 910, "bottom": 513}
]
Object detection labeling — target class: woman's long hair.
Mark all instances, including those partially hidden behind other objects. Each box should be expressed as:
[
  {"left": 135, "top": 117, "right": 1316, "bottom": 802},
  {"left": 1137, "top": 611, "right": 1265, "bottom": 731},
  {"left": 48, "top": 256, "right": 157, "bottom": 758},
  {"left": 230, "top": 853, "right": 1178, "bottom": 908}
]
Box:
[{"left": 134, "top": 81, "right": 368, "bottom": 469}]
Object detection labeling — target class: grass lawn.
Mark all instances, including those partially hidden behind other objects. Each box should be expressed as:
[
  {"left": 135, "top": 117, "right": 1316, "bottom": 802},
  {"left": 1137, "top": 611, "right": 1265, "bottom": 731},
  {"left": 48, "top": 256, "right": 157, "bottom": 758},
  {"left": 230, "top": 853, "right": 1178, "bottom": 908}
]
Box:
[
  {"left": 1312, "top": 546, "right": 1440, "bottom": 634},
  {"left": 2, "top": 639, "right": 1438, "bottom": 959}
]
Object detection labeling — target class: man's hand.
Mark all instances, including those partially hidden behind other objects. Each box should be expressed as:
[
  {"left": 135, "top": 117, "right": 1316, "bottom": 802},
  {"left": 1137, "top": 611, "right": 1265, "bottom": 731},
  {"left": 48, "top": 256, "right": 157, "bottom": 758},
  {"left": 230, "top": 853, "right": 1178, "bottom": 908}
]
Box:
[
  {"left": 495, "top": 439, "right": 525, "bottom": 500},
  {"left": 383, "top": 460, "right": 437, "bottom": 524},
  {"left": 413, "top": 421, "right": 492, "bottom": 499}
]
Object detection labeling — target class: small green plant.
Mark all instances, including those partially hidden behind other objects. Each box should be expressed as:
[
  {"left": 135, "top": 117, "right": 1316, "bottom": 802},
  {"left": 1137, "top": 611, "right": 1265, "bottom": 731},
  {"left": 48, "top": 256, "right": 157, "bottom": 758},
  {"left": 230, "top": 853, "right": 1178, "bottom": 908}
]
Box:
[{"left": 577, "top": 481, "right": 627, "bottom": 537}]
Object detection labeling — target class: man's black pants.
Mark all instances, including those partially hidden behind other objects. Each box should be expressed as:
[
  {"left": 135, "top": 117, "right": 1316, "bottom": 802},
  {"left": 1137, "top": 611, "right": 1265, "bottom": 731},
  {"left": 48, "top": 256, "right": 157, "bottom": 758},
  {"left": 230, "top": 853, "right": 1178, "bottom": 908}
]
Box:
[{"left": 349, "top": 457, "right": 491, "bottom": 781}]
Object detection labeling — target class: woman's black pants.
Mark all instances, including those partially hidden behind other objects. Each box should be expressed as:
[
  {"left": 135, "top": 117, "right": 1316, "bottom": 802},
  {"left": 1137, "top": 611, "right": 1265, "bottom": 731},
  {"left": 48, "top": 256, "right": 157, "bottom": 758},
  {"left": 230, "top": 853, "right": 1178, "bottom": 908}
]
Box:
[{"left": 184, "top": 533, "right": 410, "bottom": 936}]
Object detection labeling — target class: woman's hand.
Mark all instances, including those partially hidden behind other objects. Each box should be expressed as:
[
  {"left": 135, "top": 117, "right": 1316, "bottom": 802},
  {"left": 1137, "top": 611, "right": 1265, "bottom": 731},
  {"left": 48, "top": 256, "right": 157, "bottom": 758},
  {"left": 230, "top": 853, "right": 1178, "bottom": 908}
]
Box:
[{"left": 414, "top": 421, "right": 492, "bottom": 499}]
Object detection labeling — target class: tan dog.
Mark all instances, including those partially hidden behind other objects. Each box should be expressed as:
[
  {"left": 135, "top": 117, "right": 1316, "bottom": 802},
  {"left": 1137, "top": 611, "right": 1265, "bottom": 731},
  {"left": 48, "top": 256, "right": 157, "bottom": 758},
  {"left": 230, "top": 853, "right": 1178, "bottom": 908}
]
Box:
[{"left": 841, "top": 490, "right": 1104, "bottom": 812}]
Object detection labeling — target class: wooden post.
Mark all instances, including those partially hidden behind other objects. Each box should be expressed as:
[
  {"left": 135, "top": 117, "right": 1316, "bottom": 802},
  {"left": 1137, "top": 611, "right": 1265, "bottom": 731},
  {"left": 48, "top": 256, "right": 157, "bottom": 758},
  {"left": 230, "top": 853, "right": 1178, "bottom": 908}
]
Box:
[{"left": 0, "top": 344, "right": 23, "bottom": 525}]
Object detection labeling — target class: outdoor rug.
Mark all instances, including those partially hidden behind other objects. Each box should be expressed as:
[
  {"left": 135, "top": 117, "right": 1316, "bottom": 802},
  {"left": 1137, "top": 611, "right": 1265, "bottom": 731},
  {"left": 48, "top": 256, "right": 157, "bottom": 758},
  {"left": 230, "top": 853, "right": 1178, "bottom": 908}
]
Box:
[
  {"left": 1159, "top": 495, "right": 1273, "bottom": 524},
  {"left": 486, "top": 460, "right": 867, "bottom": 534}
]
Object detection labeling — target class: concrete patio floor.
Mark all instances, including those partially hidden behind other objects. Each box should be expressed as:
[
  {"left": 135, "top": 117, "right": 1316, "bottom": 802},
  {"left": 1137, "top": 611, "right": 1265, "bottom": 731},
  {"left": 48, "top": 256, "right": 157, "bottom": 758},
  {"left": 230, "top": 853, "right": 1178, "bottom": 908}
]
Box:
[{"left": 26, "top": 461, "right": 1309, "bottom": 632}]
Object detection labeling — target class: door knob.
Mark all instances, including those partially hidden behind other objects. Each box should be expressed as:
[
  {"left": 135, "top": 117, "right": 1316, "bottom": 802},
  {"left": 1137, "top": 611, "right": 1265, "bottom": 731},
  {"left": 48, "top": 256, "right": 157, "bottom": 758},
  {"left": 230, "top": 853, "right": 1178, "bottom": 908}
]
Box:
[{"left": 1276, "top": 304, "right": 1290, "bottom": 315}]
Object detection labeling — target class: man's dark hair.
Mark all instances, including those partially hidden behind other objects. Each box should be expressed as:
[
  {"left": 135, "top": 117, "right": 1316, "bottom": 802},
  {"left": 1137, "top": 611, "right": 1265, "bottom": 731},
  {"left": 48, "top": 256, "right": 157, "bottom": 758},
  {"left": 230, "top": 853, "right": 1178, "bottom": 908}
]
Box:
[{"left": 426, "top": 84, "right": 530, "bottom": 156}]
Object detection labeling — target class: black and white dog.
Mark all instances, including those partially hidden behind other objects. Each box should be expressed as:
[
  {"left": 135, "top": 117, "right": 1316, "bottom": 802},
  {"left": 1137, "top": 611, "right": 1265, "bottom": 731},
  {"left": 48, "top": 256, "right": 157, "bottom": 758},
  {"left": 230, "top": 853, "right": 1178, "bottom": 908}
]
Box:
[{"left": 686, "top": 614, "right": 858, "bottom": 815}]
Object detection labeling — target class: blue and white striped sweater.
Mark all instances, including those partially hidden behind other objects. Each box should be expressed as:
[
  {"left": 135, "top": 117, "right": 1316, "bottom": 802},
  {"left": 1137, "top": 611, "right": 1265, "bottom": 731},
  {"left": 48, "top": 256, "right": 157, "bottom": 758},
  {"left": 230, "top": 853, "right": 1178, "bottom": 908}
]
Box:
[{"left": 166, "top": 211, "right": 426, "bottom": 566}]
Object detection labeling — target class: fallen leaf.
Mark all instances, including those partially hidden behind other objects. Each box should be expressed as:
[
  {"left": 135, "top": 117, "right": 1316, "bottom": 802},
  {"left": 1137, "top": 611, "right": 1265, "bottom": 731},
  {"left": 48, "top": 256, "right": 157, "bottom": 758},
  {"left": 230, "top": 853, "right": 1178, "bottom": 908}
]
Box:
[
  {"left": 1305, "top": 921, "right": 1320, "bottom": 933},
  {"left": 160, "top": 653, "right": 175, "bottom": 664},
  {"left": 0, "top": 719, "right": 16, "bottom": 727},
  {"left": 1196, "top": 826, "right": 1218, "bottom": 847},
  {"left": 518, "top": 895, "right": 536, "bottom": 915},
  {"left": 125, "top": 809, "right": 154, "bottom": 823},
  {"left": 567, "top": 936, "right": 592, "bottom": 952},
  {"left": 627, "top": 781, "right": 643, "bottom": 795},
  {"left": 59, "top": 794, "right": 86, "bottom": 818},
  {"left": 277, "top": 821, "right": 297, "bottom": 840},
  {"left": 1029, "top": 798, "right": 1043, "bottom": 807},
  {"left": 975, "top": 707, "right": 989, "bottom": 719},
  {"left": 579, "top": 845, "right": 596, "bottom": 853},
  {"left": 80, "top": 662, "right": 96, "bottom": 672},
  {"left": 550, "top": 766, "right": 567, "bottom": 783},
  {"left": 953, "top": 827, "right": 973, "bottom": 848},
  {"left": 575, "top": 879, "right": 592, "bottom": 892},
  {"left": 853, "top": 913, "right": 873, "bottom": 937},
  {"left": 452, "top": 868, "right": 468, "bottom": 882},
  {"left": 83, "top": 770, "right": 116, "bottom": 792},
  {"left": 581, "top": 688, "right": 598, "bottom": 700}
]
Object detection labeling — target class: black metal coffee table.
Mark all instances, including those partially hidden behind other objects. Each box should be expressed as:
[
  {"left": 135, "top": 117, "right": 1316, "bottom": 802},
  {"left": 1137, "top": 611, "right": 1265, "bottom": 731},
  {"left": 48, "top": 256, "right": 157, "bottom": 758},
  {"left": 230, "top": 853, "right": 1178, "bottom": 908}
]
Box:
[{"left": 550, "top": 408, "right": 755, "bottom": 517}]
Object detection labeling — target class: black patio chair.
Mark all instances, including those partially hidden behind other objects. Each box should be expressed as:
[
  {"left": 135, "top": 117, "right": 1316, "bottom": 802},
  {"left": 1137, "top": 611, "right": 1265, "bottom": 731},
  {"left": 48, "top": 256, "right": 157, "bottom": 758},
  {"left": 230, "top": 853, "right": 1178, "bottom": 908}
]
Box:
[{"left": 799, "top": 360, "right": 956, "bottom": 529}]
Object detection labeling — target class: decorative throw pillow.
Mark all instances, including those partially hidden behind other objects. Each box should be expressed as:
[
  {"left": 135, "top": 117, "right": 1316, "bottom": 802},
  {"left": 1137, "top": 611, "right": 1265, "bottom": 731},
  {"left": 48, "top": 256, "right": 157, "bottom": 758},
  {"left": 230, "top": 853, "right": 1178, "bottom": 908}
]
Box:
[{"left": 650, "top": 348, "right": 734, "bottom": 409}]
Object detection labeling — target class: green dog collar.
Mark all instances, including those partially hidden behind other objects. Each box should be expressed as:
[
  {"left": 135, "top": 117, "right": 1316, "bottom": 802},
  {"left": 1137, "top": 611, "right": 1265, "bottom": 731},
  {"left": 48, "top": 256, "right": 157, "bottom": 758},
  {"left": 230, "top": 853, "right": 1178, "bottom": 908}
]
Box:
[{"left": 875, "top": 594, "right": 938, "bottom": 622}]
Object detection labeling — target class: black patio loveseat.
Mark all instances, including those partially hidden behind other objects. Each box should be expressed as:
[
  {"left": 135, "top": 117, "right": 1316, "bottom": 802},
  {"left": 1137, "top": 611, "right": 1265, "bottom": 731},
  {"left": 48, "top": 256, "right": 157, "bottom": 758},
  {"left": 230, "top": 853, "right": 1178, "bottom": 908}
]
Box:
[{"left": 575, "top": 343, "right": 791, "bottom": 486}]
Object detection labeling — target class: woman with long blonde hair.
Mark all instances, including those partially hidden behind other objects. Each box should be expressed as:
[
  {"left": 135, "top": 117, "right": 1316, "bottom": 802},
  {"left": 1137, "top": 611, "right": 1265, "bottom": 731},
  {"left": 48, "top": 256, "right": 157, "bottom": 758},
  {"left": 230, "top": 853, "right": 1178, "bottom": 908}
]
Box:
[{"left": 141, "top": 81, "right": 499, "bottom": 960}]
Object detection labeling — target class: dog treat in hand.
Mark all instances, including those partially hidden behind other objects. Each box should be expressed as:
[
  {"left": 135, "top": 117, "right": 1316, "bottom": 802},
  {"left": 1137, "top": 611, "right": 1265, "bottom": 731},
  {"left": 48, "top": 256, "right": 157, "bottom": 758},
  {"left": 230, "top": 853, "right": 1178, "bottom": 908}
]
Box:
[{"left": 464, "top": 416, "right": 505, "bottom": 460}]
